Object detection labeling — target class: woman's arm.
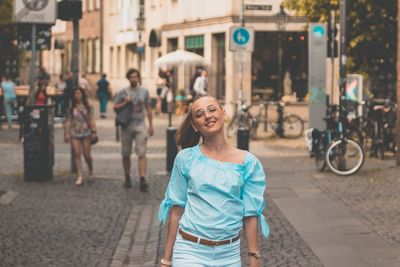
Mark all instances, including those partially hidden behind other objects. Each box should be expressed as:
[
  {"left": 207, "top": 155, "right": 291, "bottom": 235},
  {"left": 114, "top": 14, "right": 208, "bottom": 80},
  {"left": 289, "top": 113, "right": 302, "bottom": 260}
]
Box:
[
  {"left": 90, "top": 106, "right": 97, "bottom": 133},
  {"left": 244, "top": 216, "right": 260, "bottom": 267},
  {"left": 63, "top": 114, "right": 70, "bottom": 143},
  {"left": 161, "top": 205, "right": 184, "bottom": 266}
]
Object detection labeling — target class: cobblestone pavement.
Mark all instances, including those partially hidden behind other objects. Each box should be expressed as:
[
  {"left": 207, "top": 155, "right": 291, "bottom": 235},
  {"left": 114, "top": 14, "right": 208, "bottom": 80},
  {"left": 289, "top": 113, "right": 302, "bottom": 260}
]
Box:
[
  {"left": 2, "top": 100, "right": 399, "bottom": 266},
  {"left": 311, "top": 157, "right": 400, "bottom": 248}
]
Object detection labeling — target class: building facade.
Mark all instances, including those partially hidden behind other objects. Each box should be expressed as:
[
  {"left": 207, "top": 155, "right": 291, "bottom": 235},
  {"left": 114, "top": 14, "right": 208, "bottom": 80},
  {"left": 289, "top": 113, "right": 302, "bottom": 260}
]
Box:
[
  {"left": 44, "top": 0, "right": 309, "bottom": 113},
  {"left": 144, "top": 0, "right": 308, "bottom": 113}
]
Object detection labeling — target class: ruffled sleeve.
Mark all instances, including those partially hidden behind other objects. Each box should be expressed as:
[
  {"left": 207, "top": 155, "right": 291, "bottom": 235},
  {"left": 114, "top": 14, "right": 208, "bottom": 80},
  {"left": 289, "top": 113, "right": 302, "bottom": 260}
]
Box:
[
  {"left": 242, "top": 154, "right": 270, "bottom": 239},
  {"left": 158, "top": 149, "right": 190, "bottom": 225}
]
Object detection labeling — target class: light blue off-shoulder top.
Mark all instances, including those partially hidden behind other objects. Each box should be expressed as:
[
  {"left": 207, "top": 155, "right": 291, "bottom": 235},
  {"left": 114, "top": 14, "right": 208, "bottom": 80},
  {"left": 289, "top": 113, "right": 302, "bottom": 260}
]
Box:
[{"left": 158, "top": 144, "right": 270, "bottom": 240}]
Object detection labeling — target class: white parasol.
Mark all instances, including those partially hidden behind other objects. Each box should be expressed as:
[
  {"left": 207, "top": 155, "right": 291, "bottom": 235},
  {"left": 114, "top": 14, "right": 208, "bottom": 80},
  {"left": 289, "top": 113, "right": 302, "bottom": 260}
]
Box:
[{"left": 154, "top": 49, "right": 206, "bottom": 68}]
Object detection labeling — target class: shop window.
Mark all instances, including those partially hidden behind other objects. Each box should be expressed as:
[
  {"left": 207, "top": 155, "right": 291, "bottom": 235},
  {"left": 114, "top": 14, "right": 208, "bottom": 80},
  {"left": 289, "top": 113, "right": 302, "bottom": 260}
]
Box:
[{"left": 185, "top": 35, "right": 204, "bottom": 56}]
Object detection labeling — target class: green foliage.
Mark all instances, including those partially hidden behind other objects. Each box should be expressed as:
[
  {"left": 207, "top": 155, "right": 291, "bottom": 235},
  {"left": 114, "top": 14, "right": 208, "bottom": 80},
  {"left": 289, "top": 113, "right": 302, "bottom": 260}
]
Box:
[
  {"left": 0, "top": 0, "right": 20, "bottom": 77},
  {"left": 283, "top": 0, "right": 397, "bottom": 95}
]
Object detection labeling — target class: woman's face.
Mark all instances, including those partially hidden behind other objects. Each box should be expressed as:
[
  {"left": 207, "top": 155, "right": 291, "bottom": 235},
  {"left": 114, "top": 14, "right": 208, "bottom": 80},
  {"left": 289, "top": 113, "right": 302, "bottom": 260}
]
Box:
[
  {"left": 74, "top": 90, "right": 82, "bottom": 101},
  {"left": 191, "top": 97, "right": 225, "bottom": 136}
]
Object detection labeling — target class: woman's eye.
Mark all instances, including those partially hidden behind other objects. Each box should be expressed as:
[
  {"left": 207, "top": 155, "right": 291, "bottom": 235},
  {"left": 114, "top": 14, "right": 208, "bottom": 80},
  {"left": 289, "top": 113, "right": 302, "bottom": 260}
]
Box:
[{"left": 208, "top": 107, "right": 217, "bottom": 112}]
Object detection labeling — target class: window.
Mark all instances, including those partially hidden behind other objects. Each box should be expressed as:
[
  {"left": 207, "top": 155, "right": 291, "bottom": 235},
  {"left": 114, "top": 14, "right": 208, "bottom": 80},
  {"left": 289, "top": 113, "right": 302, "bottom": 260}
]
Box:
[
  {"left": 82, "top": 0, "right": 86, "bottom": 11},
  {"left": 96, "top": 0, "right": 101, "bottom": 10},
  {"left": 88, "top": 0, "right": 94, "bottom": 11},
  {"left": 95, "top": 39, "right": 100, "bottom": 73},
  {"left": 117, "top": 46, "right": 121, "bottom": 78},
  {"left": 110, "top": 47, "right": 114, "bottom": 77},
  {"left": 167, "top": 38, "right": 178, "bottom": 53},
  {"left": 185, "top": 35, "right": 204, "bottom": 56}
]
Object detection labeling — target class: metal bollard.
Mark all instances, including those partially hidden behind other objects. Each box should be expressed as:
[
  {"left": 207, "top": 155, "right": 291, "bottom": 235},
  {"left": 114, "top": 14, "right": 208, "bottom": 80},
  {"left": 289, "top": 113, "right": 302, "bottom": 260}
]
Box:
[
  {"left": 237, "top": 127, "right": 250, "bottom": 151},
  {"left": 166, "top": 127, "right": 178, "bottom": 171}
]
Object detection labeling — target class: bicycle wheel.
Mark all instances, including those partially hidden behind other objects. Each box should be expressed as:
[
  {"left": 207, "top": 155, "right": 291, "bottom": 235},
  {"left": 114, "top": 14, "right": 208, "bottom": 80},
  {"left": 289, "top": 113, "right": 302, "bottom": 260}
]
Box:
[
  {"left": 325, "top": 139, "right": 364, "bottom": 176},
  {"left": 315, "top": 139, "right": 326, "bottom": 171},
  {"left": 282, "top": 115, "right": 304, "bottom": 139}
]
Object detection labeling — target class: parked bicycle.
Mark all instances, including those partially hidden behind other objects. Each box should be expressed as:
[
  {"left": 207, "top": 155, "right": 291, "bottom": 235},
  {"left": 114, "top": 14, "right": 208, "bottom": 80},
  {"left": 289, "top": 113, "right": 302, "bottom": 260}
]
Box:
[
  {"left": 367, "top": 99, "right": 397, "bottom": 159},
  {"left": 226, "top": 97, "right": 304, "bottom": 140},
  {"left": 312, "top": 102, "right": 365, "bottom": 176}
]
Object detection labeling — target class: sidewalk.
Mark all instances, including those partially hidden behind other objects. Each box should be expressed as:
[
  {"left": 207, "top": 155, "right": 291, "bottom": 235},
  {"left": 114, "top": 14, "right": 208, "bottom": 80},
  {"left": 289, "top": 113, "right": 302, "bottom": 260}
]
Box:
[
  {"left": 250, "top": 134, "right": 400, "bottom": 267},
  {"left": 0, "top": 101, "right": 399, "bottom": 267}
]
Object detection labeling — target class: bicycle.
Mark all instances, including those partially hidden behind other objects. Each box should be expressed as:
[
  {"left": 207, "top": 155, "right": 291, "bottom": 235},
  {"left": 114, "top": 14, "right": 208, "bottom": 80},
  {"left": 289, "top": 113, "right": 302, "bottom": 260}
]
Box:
[
  {"left": 249, "top": 100, "right": 304, "bottom": 139},
  {"left": 312, "top": 103, "right": 365, "bottom": 176},
  {"left": 367, "top": 99, "right": 397, "bottom": 159},
  {"left": 227, "top": 98, "right": 304, "bottom": 140}
]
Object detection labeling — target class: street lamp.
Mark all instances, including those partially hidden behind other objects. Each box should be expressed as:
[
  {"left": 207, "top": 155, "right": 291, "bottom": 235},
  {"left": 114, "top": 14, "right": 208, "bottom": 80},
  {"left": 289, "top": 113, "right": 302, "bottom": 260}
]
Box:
[
  {"left": 136, "top": 5, "right": 145, "bottom": 71},
  {"left": 136, "top": 16, "right": 145, "bottom": 42},
  {"left": 275, "top": 5, "right": 288, "bottom": 100}
]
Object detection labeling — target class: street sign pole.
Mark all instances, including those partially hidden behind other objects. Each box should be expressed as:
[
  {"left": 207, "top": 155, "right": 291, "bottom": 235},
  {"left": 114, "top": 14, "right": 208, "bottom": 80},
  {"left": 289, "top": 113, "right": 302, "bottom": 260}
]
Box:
[
  {"left": 330, "top": 10, "right": 335, "bottom": 105},
  {"left": 29, "top": 24, "right": 36, "bottom": 104},
  {"left": 339, "top": 0, "right": 346, "bottom": 128}
]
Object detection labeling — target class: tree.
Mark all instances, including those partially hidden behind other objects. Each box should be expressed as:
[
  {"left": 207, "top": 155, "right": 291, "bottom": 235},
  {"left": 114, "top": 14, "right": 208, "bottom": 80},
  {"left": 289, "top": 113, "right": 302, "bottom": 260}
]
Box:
[
  {"left": 283, "top": 0, "right": 397, "bottom": 98},
  {"left": 0, "top": 0, "right": 20, "bottom": 77}
]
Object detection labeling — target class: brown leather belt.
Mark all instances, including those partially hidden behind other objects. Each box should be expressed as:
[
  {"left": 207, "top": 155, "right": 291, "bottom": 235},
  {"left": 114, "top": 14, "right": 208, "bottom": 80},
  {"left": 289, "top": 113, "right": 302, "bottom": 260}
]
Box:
[{"left": 178, "top": 229, "right": 240, "bottom": 246}]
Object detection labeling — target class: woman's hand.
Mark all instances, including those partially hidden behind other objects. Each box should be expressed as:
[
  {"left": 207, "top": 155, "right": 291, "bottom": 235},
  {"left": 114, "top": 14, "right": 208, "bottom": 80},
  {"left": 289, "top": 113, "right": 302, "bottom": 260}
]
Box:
[{"left": 64, "top": 134, "right": 70, "bottom": 143}]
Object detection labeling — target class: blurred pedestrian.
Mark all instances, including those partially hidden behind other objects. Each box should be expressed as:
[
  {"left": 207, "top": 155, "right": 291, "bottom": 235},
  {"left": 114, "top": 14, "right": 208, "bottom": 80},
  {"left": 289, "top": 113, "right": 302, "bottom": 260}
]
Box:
[
  {"left": 35, "top": 81, "right": 48, "bottom": 106},
  {"left": 1, "top": 74, "right": 16, "bottom": 129},
  {"left": 158, "top": 96, "right": 269, "bottom": 267},
  {"left": 155, "top": 71, "right": 167, "bottom": 115},
  {"left": 54, "top": 74, "right": 66, "bottom": 116},
  {"left": 64, "top": 87, "right": 97, "bottom": 186},
  {"left": 193, "top": 69, "right": 208, "bottom": 97},
  {"left": 113, "top": 68, "right": 154, "bottom": 191},
  {"left": 96, "top": 73, "right": 110, "bottom": 118},
  {"left": 189, "top": 68, "right": 202, "bottom": 99},
  {"left": 64, "top": 71, "right": 74, "bottom": 112},
  {"left": 79, "top": 73, "right": 92, "bottom": 95}
]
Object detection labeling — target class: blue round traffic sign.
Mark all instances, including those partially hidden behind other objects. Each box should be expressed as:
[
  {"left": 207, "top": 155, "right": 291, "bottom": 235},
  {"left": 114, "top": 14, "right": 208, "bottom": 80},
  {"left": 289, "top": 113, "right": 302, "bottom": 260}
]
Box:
[
  {"left": 312, "top": 25, "right": 325, "bottom": 38},
  {"left": 233, "top": 28, "right": 250, "bottom": 45}
]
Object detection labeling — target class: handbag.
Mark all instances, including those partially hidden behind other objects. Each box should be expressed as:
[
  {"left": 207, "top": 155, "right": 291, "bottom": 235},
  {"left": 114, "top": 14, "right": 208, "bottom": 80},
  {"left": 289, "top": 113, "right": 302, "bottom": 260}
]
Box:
[
  {"left": 90, "top": 134, "right": 99, "bottom": 145},
  {"left": 77, "top": 108, "right": 99, "bottom": 145},
  {"left": 115, "top": 90, "right": 134, "bottom": 127}
]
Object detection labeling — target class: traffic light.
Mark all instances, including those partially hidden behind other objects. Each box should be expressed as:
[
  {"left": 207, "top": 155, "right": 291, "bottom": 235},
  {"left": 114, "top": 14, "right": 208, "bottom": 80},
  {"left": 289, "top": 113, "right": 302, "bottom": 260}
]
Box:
[
  {"left": 57, "top": 1, "right": 82, "bottom": 21},
  {"left": 327, "top": 23, "right": 338, "bottom": 58},
  {"left": 17, "top": 24, "right": 52, "bottom": 51}
]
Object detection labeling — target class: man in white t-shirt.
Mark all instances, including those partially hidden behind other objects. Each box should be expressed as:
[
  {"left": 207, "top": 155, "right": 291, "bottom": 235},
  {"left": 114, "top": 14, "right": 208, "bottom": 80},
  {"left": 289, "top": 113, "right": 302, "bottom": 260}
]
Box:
[{"left": 193, "top": 70, "right": 208, "bottom": 97}]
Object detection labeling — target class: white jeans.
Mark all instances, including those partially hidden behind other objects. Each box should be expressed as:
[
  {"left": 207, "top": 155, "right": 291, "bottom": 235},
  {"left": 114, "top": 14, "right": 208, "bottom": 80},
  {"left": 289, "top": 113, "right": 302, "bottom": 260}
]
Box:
[{"left": 172, "top": 232, "right": 241, "bottom": 267}]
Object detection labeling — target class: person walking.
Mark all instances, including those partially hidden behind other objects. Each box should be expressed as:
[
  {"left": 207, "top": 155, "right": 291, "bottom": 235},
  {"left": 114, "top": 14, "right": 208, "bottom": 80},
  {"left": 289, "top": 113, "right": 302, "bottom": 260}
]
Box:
[
  {"left": 113, "top": 68, "right": 154, "bottom": 191},
  {"left": 64, "top": 87, "right": 97, "bottom": 186},
  {"left": 35, "top": 81, "right": 48, "bottom": 106},
  {"left": 54, "top": 74, "right": 66, "bottom": 116},
  {"left": 193, "top": 69, "right": 208, "bottom": 97},
  {"left": 96, "top": 73, "right": 110, "bottom": 118},
  {"left": 79, "top": 73, "right": 92, "bottom": 95},
  {"left": 158, "top": 96, "right": 269, "bottom": 267},
  {"left": 64, "top": 71, "right": 74, "bottom": 113},
  {"left": 1, "top": 74, "right": 16, "bottom": 129}
]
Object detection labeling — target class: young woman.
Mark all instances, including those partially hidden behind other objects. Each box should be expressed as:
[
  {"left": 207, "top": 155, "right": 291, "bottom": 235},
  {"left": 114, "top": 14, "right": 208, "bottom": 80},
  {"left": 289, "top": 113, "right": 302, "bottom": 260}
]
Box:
[
  {"left": 35, "top": 81, "right": 48, "bottom": 106},
  {"left": 158, "top": 96, "right": 269, "bottom": 267},
  {"left": 64, "top": 87, "right": 97, "bottom": 186}
]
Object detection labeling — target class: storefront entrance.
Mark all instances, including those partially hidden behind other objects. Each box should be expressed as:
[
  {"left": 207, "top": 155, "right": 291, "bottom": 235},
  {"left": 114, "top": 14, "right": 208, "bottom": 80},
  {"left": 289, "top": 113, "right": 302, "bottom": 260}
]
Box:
[{"left": 252, "top": 31, "right": 308, "bottom": 101}]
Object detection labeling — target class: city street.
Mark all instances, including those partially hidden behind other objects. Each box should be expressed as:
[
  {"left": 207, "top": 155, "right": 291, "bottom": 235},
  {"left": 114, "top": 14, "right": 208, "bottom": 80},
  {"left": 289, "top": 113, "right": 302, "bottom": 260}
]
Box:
[{"left": 0, "top": 102, "right": 399, "bottom": 267}]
